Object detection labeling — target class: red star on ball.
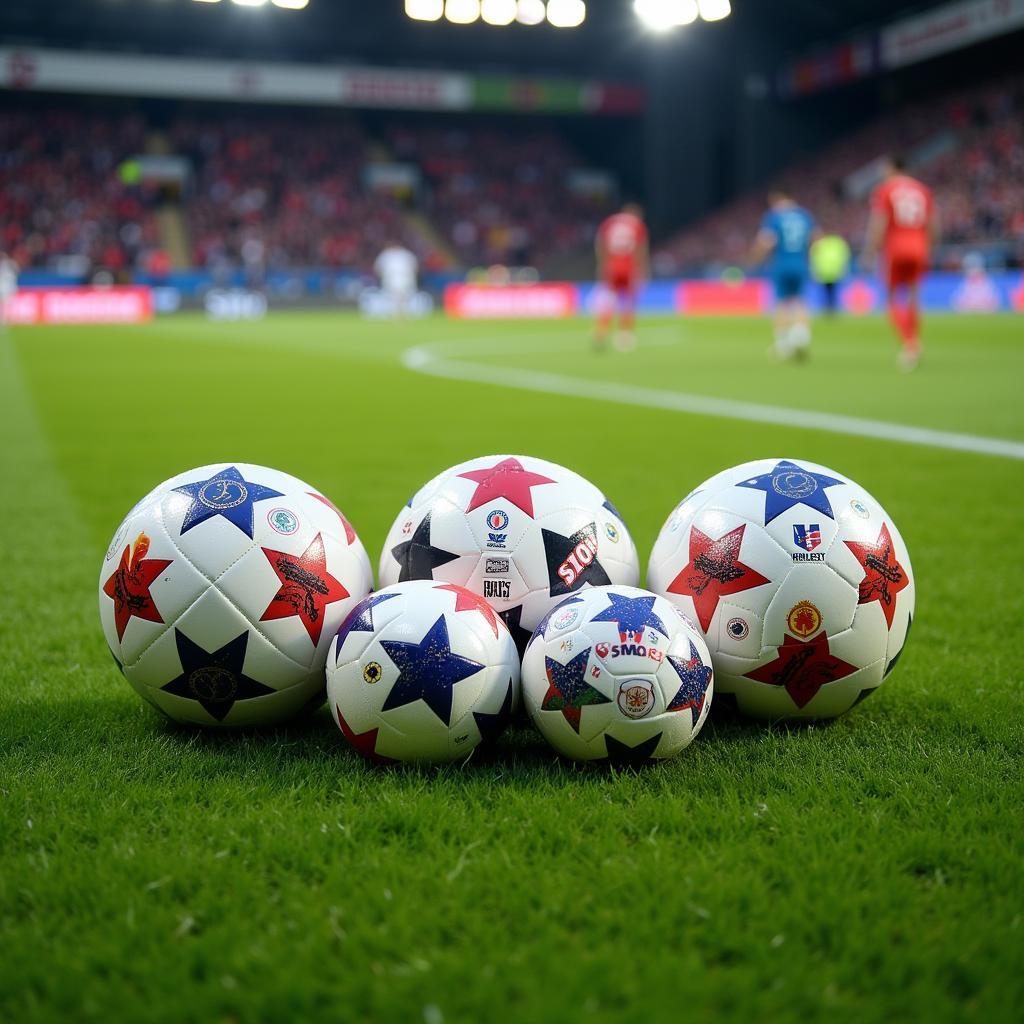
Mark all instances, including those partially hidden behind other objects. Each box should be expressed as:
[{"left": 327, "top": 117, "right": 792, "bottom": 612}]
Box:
[
  {"left": 745, "top": 632, "right": 858, "bottom": 709},
  {"left": 458, "top": 457, "right": 555, "bottom": 518},
  {"left": 260, "top": 533, "right": 350, "bottom": 644},
  {"left": 434, "top": 583, "right": 500, "bottom": 638},
  {"left": 102, "top": 533, "right": 173, "bottom": 642},
  {"left": 335, "top": 705, "right": 394, "bottom": 764},
  {"left": 308, "top": 491, "right": 357, "bottom": 545},
  {"left": 845, "top": 523, "right": 909, "bottom": 630},
  {"left": 667, "top": 524, "right": 770, "bottom": 631}
]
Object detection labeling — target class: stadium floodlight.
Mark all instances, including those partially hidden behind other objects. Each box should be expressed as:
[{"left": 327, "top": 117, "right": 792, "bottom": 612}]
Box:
[
  {"left": 697, "top": 0, "right": 730, "bottom": 21},
  {"left": 271, "top": 0, "right": 309, "bottom": 8},
  {"left": 230, "top": 0, "right": 269, "bottom": 6},
  {"left": 633, "top": 0, "right": 698, "bottom": 31},
  {"left": 516, "top": 0, "right": 545, "bottom": 25},
  {"left": 406, "top": 0, "right": 444, "bottom": 20},
  {"left": 546, "top": 0, "right": 586, "bottom": 28},
  {"left": 445, "top": 0, "right": 481, "bottom": 23},
  {"left": 481, "top": 0, "right": 517, "bottom": 25},
  {"left": 191, "top": 0, "right": 222, "bottom": 4}
]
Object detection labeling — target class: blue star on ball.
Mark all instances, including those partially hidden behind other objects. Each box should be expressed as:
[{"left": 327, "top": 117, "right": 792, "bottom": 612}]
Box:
[
  {"left": 736, "top": 460, "right": 843, "bottom": 525},
  {"left": 173, "top": 465, "right": 283, "bottom": 539},
  {"left": 590, "top": 592, "right": 668, "bottom": 639}
]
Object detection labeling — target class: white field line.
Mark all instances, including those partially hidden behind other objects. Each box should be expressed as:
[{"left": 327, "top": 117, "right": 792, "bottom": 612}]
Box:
[{"left": 402, "top": 342, "right": 1024, "bottom": 461}]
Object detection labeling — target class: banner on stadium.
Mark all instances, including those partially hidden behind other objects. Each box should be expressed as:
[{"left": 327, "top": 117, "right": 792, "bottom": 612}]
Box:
[
  {"left": 4, "top": 287, "right": 154, "bottom": 325},
  {"left": 0, "top": 47, "right": 643, "bottom": 116},
  {"left": 444, "top": 283, "right": 579, "bottom": 319},
  {"left": 881, "top": 0, "right": 1024, "bottom": 69}
]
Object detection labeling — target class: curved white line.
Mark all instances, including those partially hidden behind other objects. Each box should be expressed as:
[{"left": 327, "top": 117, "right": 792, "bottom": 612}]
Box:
[{"left": 402, "top": 343, "right": 1024, "bottom": 461}]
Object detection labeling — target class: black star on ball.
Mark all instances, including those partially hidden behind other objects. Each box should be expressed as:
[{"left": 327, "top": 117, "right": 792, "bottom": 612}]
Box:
[
  {"left": 161, "top": 629, "right": 275, "bottom": 723},
  {"left": 543, "top": 521, "right": 611, "bottom": 597},
  {"left": 390, "top": 512, "right": 460, "bottom": 582},
  {"left": 604, "top": 731, "right": 663, "bottom": 766}
]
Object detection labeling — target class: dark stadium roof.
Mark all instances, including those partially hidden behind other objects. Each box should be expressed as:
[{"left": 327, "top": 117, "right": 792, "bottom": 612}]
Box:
[{"left": 0, "top": 1, "right": 948, "bottom": 78}]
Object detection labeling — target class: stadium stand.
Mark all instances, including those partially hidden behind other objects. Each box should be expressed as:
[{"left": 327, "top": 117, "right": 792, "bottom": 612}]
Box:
[
  {"left": 654, "top": 72, "right": 1024, "bottom": 275},
  {"left": 0, "top": 107, "right": 159, "bottom": 277}
]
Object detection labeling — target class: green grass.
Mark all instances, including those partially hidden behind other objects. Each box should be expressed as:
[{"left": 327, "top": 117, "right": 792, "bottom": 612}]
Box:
[{"left": 1, "top": 312, "right": 1022, "bottom": 1023}]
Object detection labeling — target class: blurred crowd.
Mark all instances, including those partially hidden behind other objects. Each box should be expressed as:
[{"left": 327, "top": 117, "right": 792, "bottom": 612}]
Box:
[
  {"left": 0, "top": 108, "right": 160, "bottom": 276},
  {"left": 655, "top": 72, "right": 1024, "bottom": 275},
  {"left": 384, "top": 121, "right": 611, "bottom": 270},
  {"left": 171, "top": 113, "right": 443, "bottom": 277}
]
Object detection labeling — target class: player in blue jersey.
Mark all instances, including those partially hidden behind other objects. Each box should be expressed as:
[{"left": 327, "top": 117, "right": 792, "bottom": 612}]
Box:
[{"left": 750, "top": 191, "right": 818, "bottom": 360}]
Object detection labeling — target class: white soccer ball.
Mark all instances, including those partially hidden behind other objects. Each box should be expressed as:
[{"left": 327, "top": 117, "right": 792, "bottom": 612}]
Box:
[
  {"left": 98, "top": 463, "right": 373, "bottom": 727},
  {"left": 326, "top": 580, "right": 520, "bottom": 764},
  {"left": 647, "top": 458, "right": 915, "bottom": 720},
  {"left": 521, "top": 585, "right": 714, "bottom": 763},
  {"left": 378, "top": 454, "right": 640, "bottom": 651}
]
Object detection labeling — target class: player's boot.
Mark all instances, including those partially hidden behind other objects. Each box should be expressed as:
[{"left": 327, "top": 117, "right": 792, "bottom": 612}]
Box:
[
  {"left": 790, "top": 323, "right": 811, "bottom": 361},
  {"left": 898, "top": 346, "right": 921, "bottom": 372},
  {"left": 614, "top": 330, "right": 637, "bottom": 352}
]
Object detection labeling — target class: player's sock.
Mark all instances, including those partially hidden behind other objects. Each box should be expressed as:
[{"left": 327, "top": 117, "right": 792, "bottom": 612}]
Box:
[{"left": 904, "top": 306, "right": 921, "bottom": 350}]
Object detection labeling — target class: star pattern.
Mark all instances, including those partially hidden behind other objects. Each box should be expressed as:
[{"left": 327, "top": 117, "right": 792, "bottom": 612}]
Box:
[
  {"left": 745, "top": 632, "right": 858, "bottom": 709},
  {"left": 543, "top": 522, "right": 611, "bottom": 597},
  {"left": 604, "top": 731, "right": 663, "bottom": 765},
  {"left": 458, "top": 457, "right": 556, "bottom": 517},
  {"left": 666, "top": 639, "right": 713, "bottom": 726},
  {"left": 390, "top": 513, "right": 460, "bottom": 582},
  {"left": 591, "top": 592, "right": 669, "bottom": 641},
  {"left": 540, "top": 648, "right": 610, "bottom": 733},
  {"left": 173, "top": 465, "right": 283, "bottom": 539},
  {"left": 102, "top": 532, "right": 172, "bottom": 641},
  {"left": 335, "top": 704, "right": 395, "bottom": 764},
  {"left": 380, "top": 614, "right": 484, "bottom": 725},
  {"left": 433, "top": 583, "right": 501, "bottom": 638},
  {"left": 473, "top": 677, "right": 515, "bottom": 746},
  {"left": 602, "top": 498, "right": 622, "bottom": 520},
  {"left": 737, "top": 460, "right": 844, "bottom": 525},
  {"left": 667, "top": 524, "right": 770, "bottom": 631},
  {"left": 499, "top": 605, "right": 534, "bottom": 655},
  {"left": 308, "top": 491, "right": 357, "bottom": 545},
  {"left": 333, "top": 592, "right": 399, "bottom": 658},
  {"left": 259, "top": 533, "right": 349, "bottom": 645},
  {"left": 845, "top": 523, "right": 910, "bottom": 629},
  {"left": 160, "top": 629, "right": 275, "bottom": 722}
]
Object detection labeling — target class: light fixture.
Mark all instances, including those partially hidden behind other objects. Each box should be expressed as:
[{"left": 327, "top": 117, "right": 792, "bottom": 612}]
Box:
[
  {"left": 633, "top": 0, "right": 698, "bottom": 31},
  {"left": 697, "top": 0, "right": 730, "bottom": 21},
  {"left": 481, "top": 0, "right": 517, "bottom": 25},
  {"left": 546, "top": 0, "right": 585, "bottom": 28},
  {"left": 271, "top": 0, "right": 309, "bottom": 8},
  {"left": 230, "top": 0, "right": 269, "bottom": 7},
  {"left": 444, "top": 0, "right": 481, "bottom": 24},
  {"left": 406, "top": 0, "right": 444, "bottom": 19},
  {"left": 515, "top": 0, "right": 545, "bottom": 25}
]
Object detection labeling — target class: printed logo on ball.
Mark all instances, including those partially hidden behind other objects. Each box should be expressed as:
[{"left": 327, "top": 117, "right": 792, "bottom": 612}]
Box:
[
  {"left": 552, "top": 606, "right": 580, "bottom": 630},
  {"left": 595, "top": 639, "right": 663, "bottom": 663},
  {"left": 199, "top": 477, "right": 248, "bottom": 510},
  {"left": 787, "top": 600, "right": 822, "bottom": 639},
  {"left": 792, "top": 523, "right": 821, "bottom": 552},
  {"left": 267, "top": 508, "right": 300, "bottom": 536},
  {"left": 487, "top": 509, "right": 509, "bottom": 531},
  {"left": 485, "top": 557, "right": 510, "bottom": 575},
  {"left": 105, "top": 520, "right": 129, "bottom": 561},
  {"left": 770, "top": 468, "right": 818, "bottom": 499},
  {"left": 849, "top": 499, "right": 870, "bottom": 519},
  {"left": 556, "top": 525, "right": 599, "bottom": 588},
  {"left": 483, "top": 579, "right": 511, "bottom": 601},
  {"left": 605, "top": 522, "right": 620, "bottom": 543},
  {"left": 363, "top": 661, "right": 383, "bottom": 684},
  {"left": 617, "top": 679, "right": 656, "bottom": 719},
  {"left": 726, "top": 617, "right": 750, "bottom": 640}
]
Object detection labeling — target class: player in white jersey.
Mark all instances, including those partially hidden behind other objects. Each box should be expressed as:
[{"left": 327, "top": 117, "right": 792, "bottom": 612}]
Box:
[
  {"left": 374, "top": 242, "right": 418, "bottom": 318},
  {"left": 0, "top": 252, "right": 18, "bottom": 332}
]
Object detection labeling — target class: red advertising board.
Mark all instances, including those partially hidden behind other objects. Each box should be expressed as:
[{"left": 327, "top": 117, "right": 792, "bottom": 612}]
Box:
[
  {"left": 675, "top": 279, "right": 770, "bottom": 315},
  {"left": 4, "top": 286, "right": 153, "bottom": 325},
  {"left": 445, "top": 283, "right": 578, "bottom": 319}
]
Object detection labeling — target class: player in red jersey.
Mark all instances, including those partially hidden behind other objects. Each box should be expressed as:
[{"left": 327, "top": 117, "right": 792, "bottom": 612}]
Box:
[
  {"left": 594, "top": 202, "right": 648, "bottom": 351},
  {"left": 863, "top": 155, "right": 938, "bottom": 370}
]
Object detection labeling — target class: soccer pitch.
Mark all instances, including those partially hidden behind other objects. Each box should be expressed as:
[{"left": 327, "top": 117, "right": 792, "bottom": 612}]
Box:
[{"left": 2, "top": 311, "right": 1022, "bottom": 1022}]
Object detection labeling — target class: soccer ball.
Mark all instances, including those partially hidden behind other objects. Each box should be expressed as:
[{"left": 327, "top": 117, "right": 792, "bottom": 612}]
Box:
[
  {"left": 521, "top": 585, "right": 713, "bottom": 763},
  {"left": 647, "top": 458, "right": 915, "bottom": 720},
  {"left": 98, "top": 463, "right": 373, "bottom": 727},
  {"left": 378, "top": 455, "right": 639, "bottom": 651},
  {"left": 326, "top": 580, "right": 519, "bottom": 764}
]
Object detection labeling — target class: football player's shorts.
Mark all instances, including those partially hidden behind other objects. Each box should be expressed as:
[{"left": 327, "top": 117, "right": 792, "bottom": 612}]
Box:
[
  {"left": 773, "top": 269, "right": 807, "bottom": 301},
  {"left": 885, "top": 253, "right": 927, "bottom": 289},
  {"left": 604, "top": 258, "right": 637, "bottom": 294}
]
